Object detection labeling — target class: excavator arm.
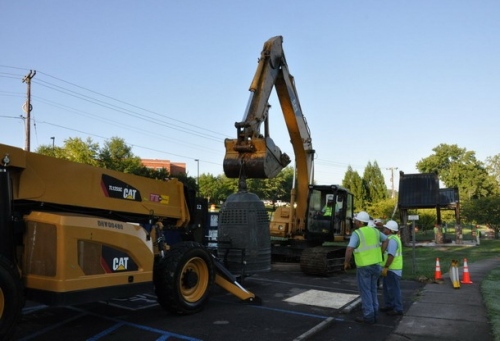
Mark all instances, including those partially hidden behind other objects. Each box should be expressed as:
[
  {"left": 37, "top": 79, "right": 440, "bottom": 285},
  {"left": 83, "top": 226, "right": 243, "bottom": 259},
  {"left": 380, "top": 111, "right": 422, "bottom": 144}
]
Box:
[
  {"left": 223, "top": 35, "right": 314, "bottom": 230},
  {"left": 224, "top": 36, "right": 293, "bottom": 180}
]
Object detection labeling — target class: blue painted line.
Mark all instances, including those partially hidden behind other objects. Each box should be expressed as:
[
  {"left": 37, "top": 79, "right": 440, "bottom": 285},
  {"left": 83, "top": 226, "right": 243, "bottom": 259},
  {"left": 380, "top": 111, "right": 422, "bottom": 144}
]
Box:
[
  {"left": 68, "top": 306, "right": 203, "bottom": 341},
  {"left": 86, "top": 322, "right": 126, "bottom": 341},
  {"left": 22, "top": 304, "right": 48, "bottom": 314},
  {"left": 18, "top": 312, "right": 87, "bottom": 341},
  {"left": 19, "top": 305, "right": 202, "bottom": 341}
]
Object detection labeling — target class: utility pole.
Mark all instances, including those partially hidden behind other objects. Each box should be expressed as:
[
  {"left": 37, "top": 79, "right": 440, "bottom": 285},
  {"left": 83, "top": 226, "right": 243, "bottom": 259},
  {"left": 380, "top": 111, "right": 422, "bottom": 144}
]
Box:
[
  {"left": 386, "top": 167, "right": 398, "bottom": 199},
  {"left": 22, "top": 70, "right": 36, "bottom": 151}
]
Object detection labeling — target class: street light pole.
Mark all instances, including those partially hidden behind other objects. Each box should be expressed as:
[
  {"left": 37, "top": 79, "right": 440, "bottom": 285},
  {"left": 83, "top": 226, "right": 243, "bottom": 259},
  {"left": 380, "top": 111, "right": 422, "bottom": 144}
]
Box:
[
  {"left": 50, "top": 137, "right": 55, "bottom": 151},
  {"left": 194, "top": 159, "right": 199, "bottom": 196}
]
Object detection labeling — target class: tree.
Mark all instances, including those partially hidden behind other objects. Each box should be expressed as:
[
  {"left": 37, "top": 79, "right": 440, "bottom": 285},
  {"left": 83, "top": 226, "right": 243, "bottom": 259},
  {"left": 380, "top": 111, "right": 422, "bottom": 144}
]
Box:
[
  {"left": 261, "top": 167, "right": 294, "bottom": 204},
  {"left": 461, "top": 196, "right": 500, "bottom": 239},
  {"left": 134, "top": 167, "right": 170, "bottom": 181},
  {"left": 35, "top": 136, "right": 183, "bottom": 184},
  {"left": 485, "top": 154, "right": 500, "bottom": 187},
  {"left": 36, "top": 145, "right": 60, "bottom": 158},
  {"left": 215, "top": 175, "right": 239, "bottom": 202},
  {"left": 342, "top": 166, "right": 364, "bottom": 211},
  {"left": 198, "top": 167, "right": 295, "bottom": 206},
  {"left": 363, "top": 161, "right": 388, "bottom": 204},
  {"left": 341, "top": 162, "right": 387, "bottom": 212},
  {"left": 98, "top": 137, "right": 143, "bottom": 173},
  {"left": 36, "top": 137, "right": 100, "bottom": 166},
  {"left": 369, "top": 198, "right": 398, "bottom": 221},
  {"left": 416, "top": 144, "right": 498, "bottom": 199},
  {"left": 199, "top": 173, "right": 222, "bottom": 203}
]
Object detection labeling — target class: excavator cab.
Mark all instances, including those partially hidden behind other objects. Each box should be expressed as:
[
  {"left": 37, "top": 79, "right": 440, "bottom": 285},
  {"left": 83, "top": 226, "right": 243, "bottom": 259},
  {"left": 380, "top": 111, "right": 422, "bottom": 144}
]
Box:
[
  {"left": 298, "top": 185, "right": 355, "bottom": 276},
  {"left": 305, "top": 185, "right": 354, "bottom": 243}
]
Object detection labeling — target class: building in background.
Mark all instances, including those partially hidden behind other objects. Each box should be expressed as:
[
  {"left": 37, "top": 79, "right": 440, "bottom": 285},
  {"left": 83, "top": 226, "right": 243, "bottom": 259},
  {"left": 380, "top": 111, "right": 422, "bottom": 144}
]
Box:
[{"left": 141, "top": 159, "right": 186, "bottom": 176}]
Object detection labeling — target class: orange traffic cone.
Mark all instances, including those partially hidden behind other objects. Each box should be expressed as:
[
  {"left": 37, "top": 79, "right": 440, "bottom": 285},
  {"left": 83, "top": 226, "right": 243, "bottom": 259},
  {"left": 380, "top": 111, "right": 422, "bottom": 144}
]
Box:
[
  {"left": 461, "top": 258, "right": 473, "bottom": 284},
  {"left": 434, "top": 258, "right": 443, "bottom": 281}
]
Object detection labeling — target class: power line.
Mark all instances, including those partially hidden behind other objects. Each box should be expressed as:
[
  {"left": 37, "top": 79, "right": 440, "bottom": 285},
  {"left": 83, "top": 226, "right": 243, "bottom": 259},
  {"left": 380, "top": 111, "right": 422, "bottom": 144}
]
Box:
[
  {"left": 1, "top": 66, "right": 230, "bottom": 143},
  {"left": 33, "top": 120, "right": 222, "bottom": 167},
  {"left": 1, "top": 66, "right": 228, "bottom": 166},
  {"left": 35, "top": 70, "right": 231, "bottom": 140},
  {"left": 1, "top": 66, "right": 374, "bottom": 176}
]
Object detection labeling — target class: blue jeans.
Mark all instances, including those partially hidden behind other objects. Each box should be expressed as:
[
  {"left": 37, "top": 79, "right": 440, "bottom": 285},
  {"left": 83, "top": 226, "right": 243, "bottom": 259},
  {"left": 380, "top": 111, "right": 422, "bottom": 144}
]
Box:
[
  {"left": 356, "top": 264, "right": 381, "bottom": 322},
  {"left": 382, "top": 271, "right": 403, "bottom": 312}
]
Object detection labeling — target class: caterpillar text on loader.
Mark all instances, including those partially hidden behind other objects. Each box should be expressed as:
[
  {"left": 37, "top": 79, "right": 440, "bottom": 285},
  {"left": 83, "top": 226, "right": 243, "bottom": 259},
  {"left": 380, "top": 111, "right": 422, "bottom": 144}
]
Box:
[
  {"left": 222, "top": 36, "right": 355, "bottom": 277},
  {"left": 0, "top": 143, "right": 260, "bottom": 340}
]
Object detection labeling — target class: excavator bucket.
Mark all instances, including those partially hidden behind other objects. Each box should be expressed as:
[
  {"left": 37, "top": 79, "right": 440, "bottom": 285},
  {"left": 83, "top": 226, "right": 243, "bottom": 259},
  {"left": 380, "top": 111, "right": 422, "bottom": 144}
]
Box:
[{"left": 223, "top": 136, "right": 291, "bottom": 179}]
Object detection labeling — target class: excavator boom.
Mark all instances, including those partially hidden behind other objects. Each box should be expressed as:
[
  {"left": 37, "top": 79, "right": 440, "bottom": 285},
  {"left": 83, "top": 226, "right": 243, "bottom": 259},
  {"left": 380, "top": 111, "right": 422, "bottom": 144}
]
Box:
[{"left": 223, "top": 36, "right": 297, "bottom": 180}]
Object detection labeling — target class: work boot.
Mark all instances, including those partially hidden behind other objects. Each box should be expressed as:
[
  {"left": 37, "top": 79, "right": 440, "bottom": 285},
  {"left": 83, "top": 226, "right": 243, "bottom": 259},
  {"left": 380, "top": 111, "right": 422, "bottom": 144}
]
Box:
[{"left": 386, "top": 310, "right": 403, "bottom": 316}]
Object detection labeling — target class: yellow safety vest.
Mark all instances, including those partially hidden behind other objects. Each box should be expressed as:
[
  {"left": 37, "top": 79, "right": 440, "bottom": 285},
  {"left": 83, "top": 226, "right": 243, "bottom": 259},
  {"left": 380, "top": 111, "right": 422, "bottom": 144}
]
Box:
[
  {"left": 353, "top": 227, "right": 382, "bottom": 267},
  {"left": 385, "top": 235, "right": 403, "bottom": 270}
]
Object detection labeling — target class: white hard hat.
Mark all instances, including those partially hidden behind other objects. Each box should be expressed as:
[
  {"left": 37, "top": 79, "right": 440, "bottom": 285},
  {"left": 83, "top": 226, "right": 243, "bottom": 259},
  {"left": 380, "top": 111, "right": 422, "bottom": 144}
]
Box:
[
  {"left": 384, "top": 220, "right": 399, "bottom": 232},
  {"left": 374, "top": 218, "right": 384, "bottom": 225},
  {"left": 355, "top": 211, "right": 370, "bottom": 223},
  {"left": 368, "top": 220, "right": 375, "bottom": 227}
]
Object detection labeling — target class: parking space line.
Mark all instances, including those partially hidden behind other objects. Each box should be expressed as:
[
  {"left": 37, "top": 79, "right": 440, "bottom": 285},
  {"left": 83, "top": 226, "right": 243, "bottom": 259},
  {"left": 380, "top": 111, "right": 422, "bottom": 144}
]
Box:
[
  {"left": 87, "top": 322, "right": 126, "bottom": 341},
  {"left": 67, "top": 307, "right": 203, "bottom": 341},
  {"left": 18, "top": 312, "right": 87, "bottom": 341}
]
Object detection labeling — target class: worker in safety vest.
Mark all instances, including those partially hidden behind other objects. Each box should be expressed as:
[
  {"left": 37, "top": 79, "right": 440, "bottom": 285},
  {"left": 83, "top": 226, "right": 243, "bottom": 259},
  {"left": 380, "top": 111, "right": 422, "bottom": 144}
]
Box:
[
  {"left": 379, "top": 220, "right": 404, "bottom": 316},
  {"left": 344, "top": 211, "right": 388, "bottom": 324},
  {"left": 321, "top": 198, "right": 334, "bottom": 217}
]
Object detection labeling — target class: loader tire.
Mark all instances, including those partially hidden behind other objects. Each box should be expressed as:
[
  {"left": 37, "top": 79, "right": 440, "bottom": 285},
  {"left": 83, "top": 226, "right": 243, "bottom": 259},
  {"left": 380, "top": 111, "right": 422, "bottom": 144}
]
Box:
[
  {"left": 0, "top": 256, "right": 24, "bottom": 341},
  {"left": 153, "top": 241, "right": 215, "bottom": 315}
]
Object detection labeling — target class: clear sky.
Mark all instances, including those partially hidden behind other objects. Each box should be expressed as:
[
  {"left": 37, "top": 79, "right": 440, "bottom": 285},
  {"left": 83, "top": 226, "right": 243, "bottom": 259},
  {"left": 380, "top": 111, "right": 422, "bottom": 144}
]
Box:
[{"left": 1, "top": 1, "right": 499, "bottom": 191}]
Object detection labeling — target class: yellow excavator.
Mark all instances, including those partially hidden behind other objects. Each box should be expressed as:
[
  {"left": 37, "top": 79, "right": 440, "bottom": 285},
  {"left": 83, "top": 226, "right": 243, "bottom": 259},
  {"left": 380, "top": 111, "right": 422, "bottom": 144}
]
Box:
[
  {"left": 223, "top": 36, "right": 355, "bottom": 277},
  {"left": 0, "top": 143, "right": 259, "bottom": 340}
]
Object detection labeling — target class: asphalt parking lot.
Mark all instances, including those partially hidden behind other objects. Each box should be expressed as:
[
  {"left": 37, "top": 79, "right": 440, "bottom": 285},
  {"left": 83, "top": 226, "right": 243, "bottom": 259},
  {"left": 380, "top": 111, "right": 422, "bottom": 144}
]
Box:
[{"left": 12, "top": 263, "right": 424, "bottom": 341}]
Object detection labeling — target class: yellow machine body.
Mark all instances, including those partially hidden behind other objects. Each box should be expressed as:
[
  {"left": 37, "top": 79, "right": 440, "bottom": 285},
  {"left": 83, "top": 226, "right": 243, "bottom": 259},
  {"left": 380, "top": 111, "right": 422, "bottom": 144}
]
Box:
[{"left": 23, "top": 211, "right": 154, "bottom": 294}]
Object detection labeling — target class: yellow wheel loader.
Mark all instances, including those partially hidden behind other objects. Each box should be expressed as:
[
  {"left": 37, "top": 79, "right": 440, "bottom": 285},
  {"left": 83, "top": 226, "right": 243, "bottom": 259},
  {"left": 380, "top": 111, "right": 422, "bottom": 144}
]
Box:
[{"left": 0, "top": 144, "right": 259, "bottom": 339}]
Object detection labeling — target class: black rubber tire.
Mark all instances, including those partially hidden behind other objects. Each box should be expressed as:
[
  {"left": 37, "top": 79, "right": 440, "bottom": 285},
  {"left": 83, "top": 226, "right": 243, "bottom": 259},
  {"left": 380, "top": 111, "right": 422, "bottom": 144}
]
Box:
[
  {"left": 153, "top": 241, "right": 215, "bottom": 315},
  {"left": 0, "top": 256, "right": 24, "bottom": 340}
]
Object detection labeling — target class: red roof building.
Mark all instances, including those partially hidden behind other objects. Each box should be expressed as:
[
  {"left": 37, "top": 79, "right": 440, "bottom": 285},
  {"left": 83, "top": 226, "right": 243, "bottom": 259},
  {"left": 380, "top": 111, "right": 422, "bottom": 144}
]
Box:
[{"left": 141, "top": 159, "right": 186, "bottom": 176}]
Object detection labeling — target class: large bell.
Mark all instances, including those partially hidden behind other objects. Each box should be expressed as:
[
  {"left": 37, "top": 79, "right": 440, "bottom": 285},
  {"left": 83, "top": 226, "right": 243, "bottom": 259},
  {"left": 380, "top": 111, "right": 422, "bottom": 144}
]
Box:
[{"left": 218, "top": 191, "right": 271, "bottom": 275}]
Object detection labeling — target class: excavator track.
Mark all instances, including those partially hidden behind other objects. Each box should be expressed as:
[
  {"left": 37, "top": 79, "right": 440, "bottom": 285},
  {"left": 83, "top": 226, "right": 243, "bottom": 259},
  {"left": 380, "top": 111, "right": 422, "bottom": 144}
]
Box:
[{"left": 299, "top": 246, "right": 348, "bottom": 276}]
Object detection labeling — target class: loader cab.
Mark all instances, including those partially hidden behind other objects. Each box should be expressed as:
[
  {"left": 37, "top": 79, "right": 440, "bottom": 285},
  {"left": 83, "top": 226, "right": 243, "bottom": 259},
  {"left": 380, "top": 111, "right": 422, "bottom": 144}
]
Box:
[{"left": 305, "top": 185, "right": 354, "bottom": 243}]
